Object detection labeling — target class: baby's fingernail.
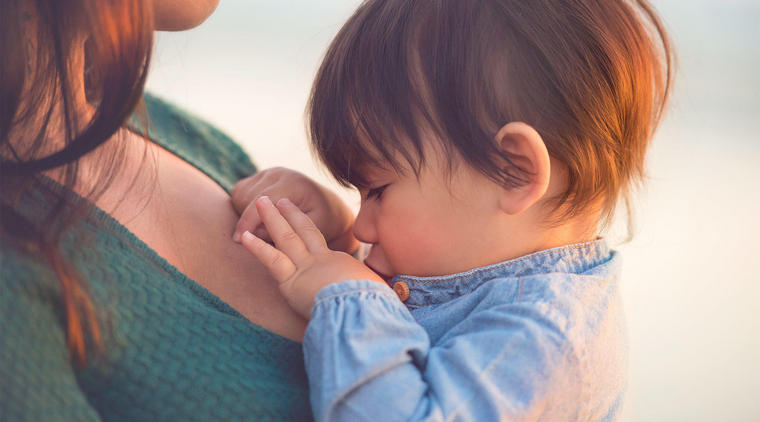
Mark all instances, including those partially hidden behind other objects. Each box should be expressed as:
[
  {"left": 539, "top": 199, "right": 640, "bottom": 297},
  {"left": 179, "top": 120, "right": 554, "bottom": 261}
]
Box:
[
  {"left": 241, "top": 231, "right": 255, "bottom": 242},
  {"left": 278, "top": 198, "right": 294, "bottom": 207},
  {"left": 258, "top": 196, "right": 272, "bottom": 206},
  {"left": 232, "top": 231, "right": 241, "bottom": 242}
]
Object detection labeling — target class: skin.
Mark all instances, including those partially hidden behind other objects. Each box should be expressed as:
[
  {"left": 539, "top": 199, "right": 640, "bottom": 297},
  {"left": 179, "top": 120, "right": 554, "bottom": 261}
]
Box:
[
  {"left": 12, "top": 0, "right": 310, "bottom": 341},
  {"left": 153, "top": 0, "right": 221, "bottom": 31},
  {"left": 230, "top": 167, "right": 359, "bottom": 254},
  {"left": 242, "top": 196, "right": 383, "bottom": 319},
  {"left": 241, "top": 122, "right": 601, "bottom": 319}
]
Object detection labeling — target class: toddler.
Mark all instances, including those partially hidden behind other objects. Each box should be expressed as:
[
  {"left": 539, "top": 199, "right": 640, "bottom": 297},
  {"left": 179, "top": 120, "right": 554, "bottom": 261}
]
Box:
[{"left": 237, "top": 0, "right": 672, "bottom": 420}]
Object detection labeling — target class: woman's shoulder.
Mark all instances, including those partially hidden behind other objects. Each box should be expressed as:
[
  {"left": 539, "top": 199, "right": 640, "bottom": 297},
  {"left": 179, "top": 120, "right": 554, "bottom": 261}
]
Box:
[{"left": 128, "top": 93, "right": 257, "bottom": 191}]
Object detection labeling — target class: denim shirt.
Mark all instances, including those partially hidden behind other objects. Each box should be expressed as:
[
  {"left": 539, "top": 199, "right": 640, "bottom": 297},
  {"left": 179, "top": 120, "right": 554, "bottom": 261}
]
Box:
[{"left": 303, "top": 239, "right": 626, "bottom": 422}]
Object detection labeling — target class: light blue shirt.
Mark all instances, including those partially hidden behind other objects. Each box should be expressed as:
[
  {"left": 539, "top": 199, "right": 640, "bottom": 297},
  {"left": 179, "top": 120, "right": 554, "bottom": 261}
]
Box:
[{"left": 303, "top": 239, "right": 626, "bottom": 421}]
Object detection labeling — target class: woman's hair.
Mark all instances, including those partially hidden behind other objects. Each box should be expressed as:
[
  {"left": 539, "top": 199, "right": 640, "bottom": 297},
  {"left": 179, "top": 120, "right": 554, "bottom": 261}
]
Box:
[
  {"left": 308, "top": 0, "right": 673, "bottom": 226},
  {"left": 0, "top": 0, "right": 154, "bottom": 365}
]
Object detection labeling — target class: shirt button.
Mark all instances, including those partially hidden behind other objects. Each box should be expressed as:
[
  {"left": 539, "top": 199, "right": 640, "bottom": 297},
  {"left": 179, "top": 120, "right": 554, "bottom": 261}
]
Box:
[{"left": 393, "top": 281, "right": 410, "bottom": 302}]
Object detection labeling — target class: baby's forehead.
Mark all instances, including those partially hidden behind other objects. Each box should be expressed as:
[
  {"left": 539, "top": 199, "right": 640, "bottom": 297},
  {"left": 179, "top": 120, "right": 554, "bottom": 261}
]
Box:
[
  {"left": 350, "top": 161, "right": 402, "bottom": 186},
  {"left": 336, "top": 111, "right": 460, "bottom": 188},
  {"left": 352, "top": 143, "right": 464, "bottom": 188}
]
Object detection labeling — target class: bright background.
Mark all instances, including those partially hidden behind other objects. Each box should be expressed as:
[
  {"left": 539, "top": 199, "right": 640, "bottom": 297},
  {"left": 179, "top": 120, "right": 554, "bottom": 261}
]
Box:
[{"left": 145, "top": 1, "right": 760, "bottom": 420}]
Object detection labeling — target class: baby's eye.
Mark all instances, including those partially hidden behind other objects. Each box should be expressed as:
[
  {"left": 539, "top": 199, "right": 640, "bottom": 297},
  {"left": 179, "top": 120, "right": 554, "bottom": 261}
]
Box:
[{"left": 366, "top": 184, "right": 389, "bottom": 200}]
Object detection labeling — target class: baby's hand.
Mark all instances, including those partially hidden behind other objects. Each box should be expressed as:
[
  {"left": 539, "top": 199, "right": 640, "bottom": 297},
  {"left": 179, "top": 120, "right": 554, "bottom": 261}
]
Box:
[
  {"left": 230, "top": 167, "right": 358, "bottom": 254},
  {"left": 241, "top": 196, "right": 385, "bottom": 319}
]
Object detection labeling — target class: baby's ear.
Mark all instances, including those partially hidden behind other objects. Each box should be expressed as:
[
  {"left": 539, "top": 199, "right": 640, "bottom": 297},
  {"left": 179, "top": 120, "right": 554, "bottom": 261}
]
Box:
[{"left": 494, "top": 122, "right": 551, "bottom": 215}]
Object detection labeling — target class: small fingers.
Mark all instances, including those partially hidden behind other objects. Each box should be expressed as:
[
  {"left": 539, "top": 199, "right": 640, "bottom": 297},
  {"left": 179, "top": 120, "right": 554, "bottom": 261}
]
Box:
[
  {"left": 230, "top": 178, "right": 256, "bottom": 213},
  {"left": 276, "top": 198, "right": 328, "bottom": 253},
  {"left": 233, "top": 200, "right": 263, "bottom": 242},
  {"left": 256, "top": 196, "right": 310, "bottom": 262},
  {"left": 231, "top": 171, "right": 269, "bottom": 213},
  {"left": 241, "top": 231, "right": 296, "bottom": 282}
]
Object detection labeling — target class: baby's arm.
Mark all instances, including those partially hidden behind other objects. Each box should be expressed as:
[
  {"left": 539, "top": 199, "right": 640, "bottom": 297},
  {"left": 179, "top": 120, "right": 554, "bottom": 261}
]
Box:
[
  {"left": 304, "top": 281, "right": 570, "bottom": 422},
  {"left": 240, "top": 197, "right": 576, "bottom": 422}
]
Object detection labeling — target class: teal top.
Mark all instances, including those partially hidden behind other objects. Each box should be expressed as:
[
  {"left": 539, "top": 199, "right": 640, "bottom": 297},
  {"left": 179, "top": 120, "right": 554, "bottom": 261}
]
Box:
[{"left": 0, "top": 94, "right": 313, "bottom": 421}]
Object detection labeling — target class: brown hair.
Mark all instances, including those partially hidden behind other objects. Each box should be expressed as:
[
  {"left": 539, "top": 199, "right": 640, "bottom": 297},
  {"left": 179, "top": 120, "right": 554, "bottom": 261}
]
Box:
[
  {"left": 308, "top": 0, "right": 673, "bottom": 226},
  {"left": 0, "top": 0, "right": 154, "bottom": 365}
]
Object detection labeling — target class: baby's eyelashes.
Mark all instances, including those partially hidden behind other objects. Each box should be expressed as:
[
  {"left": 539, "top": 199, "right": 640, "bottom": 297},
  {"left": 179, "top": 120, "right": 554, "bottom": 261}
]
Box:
[{"left": 365, "top": 184, "right": 389, "bottom": 200}]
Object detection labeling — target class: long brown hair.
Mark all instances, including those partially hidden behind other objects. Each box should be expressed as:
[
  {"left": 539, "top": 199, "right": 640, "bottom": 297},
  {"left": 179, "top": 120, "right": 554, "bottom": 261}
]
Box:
[
  {"left": 308, "top": 0, "right": 673, "bottom": 228},
  {"left": 0, "top": 0, "right": 154, "bottom": 365}
]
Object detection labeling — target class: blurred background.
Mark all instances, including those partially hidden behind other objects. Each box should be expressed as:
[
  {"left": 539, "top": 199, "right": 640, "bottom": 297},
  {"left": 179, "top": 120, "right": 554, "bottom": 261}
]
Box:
[{"left": 144, "top": 1, "right": 760, "bottom": 420}]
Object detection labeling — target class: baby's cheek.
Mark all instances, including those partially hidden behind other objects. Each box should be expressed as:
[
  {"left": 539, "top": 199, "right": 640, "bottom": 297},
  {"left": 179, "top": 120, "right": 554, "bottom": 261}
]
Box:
[{"left": 385, "top": 217, "right": 452, "bottom": 276}]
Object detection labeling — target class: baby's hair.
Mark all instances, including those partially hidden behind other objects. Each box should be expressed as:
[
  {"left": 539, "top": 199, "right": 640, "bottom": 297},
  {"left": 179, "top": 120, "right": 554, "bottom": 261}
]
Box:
[{"left": 307, "top": 0, "right": 672, "bottom": 225}]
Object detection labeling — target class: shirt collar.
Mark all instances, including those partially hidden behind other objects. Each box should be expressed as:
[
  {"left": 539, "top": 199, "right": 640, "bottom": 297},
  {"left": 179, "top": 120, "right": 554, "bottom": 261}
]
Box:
[{"left": 390, "top": 239, "right": 613, "bottom": 307}]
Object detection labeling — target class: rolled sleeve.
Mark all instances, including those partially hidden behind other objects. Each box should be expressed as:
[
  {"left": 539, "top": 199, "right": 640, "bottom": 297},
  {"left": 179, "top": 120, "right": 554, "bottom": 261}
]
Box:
[
  {"left": 302, "top": 280, "right": 581, "bottom": 422},
  {"left": 304, "top": 280, "right": 431, "bottom": 422}
]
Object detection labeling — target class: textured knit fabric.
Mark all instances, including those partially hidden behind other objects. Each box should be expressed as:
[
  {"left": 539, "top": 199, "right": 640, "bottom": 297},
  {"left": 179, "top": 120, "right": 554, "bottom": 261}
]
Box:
[
  {"left": 304, "top": 240, "right": 626, "bottom": 422},
  {"left": 0, "top": 94, "right": 313, "bottom": 421}
]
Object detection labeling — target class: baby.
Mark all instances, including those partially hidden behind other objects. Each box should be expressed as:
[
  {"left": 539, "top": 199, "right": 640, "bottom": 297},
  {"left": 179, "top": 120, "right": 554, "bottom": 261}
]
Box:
[{"left": 234, "top": 0, "right": 672, "bottom": 420}]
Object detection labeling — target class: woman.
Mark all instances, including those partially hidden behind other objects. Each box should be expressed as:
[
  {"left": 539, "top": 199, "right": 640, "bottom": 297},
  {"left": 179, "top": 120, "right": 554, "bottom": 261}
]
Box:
[{"left": 1, "top": 1, "right": 352, "bottom": 419}]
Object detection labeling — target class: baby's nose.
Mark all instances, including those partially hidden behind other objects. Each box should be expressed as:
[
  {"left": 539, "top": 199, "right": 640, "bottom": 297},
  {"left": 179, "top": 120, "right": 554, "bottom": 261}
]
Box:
[{"left": 352, "top": 205, "right": 376, "bottom": 244}]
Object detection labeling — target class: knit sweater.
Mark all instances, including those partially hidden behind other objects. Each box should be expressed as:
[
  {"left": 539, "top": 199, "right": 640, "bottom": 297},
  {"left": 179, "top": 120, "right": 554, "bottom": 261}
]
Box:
[{"left": 0, "top": 94, "right": 313, "bottom": 421}]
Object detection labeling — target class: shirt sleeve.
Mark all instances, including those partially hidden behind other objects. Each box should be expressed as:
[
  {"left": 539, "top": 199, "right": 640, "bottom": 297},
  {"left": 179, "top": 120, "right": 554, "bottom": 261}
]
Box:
[
  {"left": 303, "top": 280, "right": 577, "bottom": 422},
  {"left": 0, "top": 267, "right": 102, "bottom": 421}
]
